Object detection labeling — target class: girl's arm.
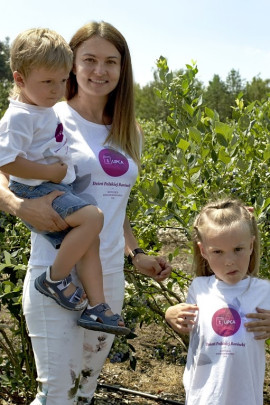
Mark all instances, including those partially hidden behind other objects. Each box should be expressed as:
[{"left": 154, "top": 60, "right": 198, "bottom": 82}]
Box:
[
  {"left": 165, "top": 303, "right": 199, "bottom": 334},
  {"left": 0, "top": 171, "right": 68, "bottom": 232},
  {"left": 1, "top": 156, "right": 67, "bottom": 183},
  {"left": 244, "top": 308, "right": 270, "bottom": 340},
  {"left": 123, "top": 215, "right": 172, "bottom": 281}
]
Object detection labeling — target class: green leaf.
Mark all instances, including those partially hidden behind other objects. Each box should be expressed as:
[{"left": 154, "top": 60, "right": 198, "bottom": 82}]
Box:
[
  {"left": 263, "top": 145, "right": 270, "bottom": 161},
  {"left": 218, "top": 149, "right": 231, "bottom": 164},
  {"left": 238, "top": 115, "right": 250, "bottom": 131},
  {"left": 130, "top": 356, "right": 137, "bottom": 371},
  {"left": 189, "top": 127, "right": 201, "bottom": 143},
  {"left": 245, "top": 101, "right": 256, "bottom": 113},
  {"left": 205, "top": 107, "right": 215, "bottom": 119},
  {"left": 182, "top": 102, "right": 194, "bottom": 116},
  {"left": 177, "top": 138, "right": 190, "bottom": 152},
  {"left": 215, "top": 122, "right": 233, "bottom": 138},
  {"left": 216, "top": 133, "right": 228, "bottom": 147},
  {"left": 4, "top": 251, "right": 11, "bottom": 265}
]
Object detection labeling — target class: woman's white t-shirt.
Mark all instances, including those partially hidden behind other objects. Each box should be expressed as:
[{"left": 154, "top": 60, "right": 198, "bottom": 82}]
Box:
[{"left": 29, "top": 101, "right": 139, "bottom": 274}]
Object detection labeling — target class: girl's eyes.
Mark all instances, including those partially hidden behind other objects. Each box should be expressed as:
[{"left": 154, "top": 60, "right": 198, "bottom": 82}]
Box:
[{"left": 212, "top": 247, "right": 243, "bottom": 254}]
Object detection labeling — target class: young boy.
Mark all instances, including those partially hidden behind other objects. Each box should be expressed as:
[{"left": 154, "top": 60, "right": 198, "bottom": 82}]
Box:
[{"left": 0, "top": 28, "right": 129, "bottom": 335}]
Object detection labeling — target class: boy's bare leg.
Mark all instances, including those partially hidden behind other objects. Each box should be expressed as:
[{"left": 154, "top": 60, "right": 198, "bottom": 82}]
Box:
[{"left": 50, "top": 205, "right": 103, "bottom": 298}]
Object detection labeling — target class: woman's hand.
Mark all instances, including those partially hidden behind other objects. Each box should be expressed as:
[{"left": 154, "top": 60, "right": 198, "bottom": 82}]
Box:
[
  {"left": 244, "top": 307, "right": 270, "bottom": 340},
  {"left": 19, "top": 191, "right": 68, "bottom": 232},
  {"left": 165, "top": 303, "right": 198, "bottom": 334},
  {"left": 132, "top": 254, "right": 172, "bottom": 282},
  {"left": 0, "top": 171, "right": 68, "bottom": 232}
]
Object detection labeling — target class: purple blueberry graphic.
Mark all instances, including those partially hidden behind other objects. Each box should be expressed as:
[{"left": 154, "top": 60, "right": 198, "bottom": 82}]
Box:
[{"left": 55, "top": 123, "right": 64, "bottom": 142}]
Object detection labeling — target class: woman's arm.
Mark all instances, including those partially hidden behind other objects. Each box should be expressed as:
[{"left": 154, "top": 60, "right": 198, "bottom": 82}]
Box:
[
  {"left": 123, "top": 215, "right": 172, "bottom": 281},
  {"left": 0, "top": 171, "right": 68, "bottom": 232}
]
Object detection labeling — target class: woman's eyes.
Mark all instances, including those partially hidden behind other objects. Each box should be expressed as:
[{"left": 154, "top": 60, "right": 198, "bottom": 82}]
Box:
[{"left": 84, "top": 58, "right": 116, "bottom": 64}]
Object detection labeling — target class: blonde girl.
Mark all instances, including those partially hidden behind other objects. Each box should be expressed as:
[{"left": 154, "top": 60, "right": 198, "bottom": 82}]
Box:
[{"left": 166, "top": 198, "right": 270, "bottom": 405}]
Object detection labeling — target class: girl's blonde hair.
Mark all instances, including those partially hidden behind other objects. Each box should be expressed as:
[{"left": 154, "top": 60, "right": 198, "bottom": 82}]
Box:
[
  {"left": 10, "top": 28, "right": 73, "bottom": 98},
  {"left": 66, "top": 21, "right": 141, "bottom": 166},
  {"left": 192, "top": 198, "right": 260, "bottom": 277}
]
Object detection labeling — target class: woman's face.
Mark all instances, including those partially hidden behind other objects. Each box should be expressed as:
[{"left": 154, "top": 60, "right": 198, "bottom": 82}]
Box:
[{"left": 73, "top": 36, "right": 121, "bottom": 99}]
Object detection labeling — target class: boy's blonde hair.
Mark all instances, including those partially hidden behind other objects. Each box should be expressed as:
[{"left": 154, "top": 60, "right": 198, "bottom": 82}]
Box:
[
  {"left": 10, "top": 28, "right": 73, "bottom": 97},
  {"left": 192, "top": 198, "right": 260, "bottom": 277}
]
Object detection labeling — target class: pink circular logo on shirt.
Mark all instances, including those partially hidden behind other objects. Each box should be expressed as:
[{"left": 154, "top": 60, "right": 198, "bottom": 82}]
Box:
[
  {"left": 212, "top": 307, "right": 241, "bottom": 337},
  {"left": 99, "top": 149, "right": 129, "bottom": 177}
]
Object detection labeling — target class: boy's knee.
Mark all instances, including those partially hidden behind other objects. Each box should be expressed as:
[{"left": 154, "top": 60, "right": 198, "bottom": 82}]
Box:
[{"left": 87, "top": 205, "right": 104, "bottom": 230}]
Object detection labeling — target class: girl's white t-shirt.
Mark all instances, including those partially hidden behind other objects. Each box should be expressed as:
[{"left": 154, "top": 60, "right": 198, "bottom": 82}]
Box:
[
  {"left": 29, "top": 101, "right": 139, "bottom": 274},
  {"left": 183, "top": 275, "right": 270, "bottom": 405}
]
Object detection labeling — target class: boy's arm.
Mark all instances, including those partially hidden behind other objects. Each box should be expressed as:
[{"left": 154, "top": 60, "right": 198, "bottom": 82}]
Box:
[{"left": 1, "top": 156, "right": 67, "bottom": 183}]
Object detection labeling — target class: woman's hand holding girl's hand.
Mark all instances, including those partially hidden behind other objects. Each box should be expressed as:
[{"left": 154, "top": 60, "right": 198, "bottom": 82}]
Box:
[
  {"left": 132, "top": 254, "right": 172, "bottom": 281},
  {"left": 165, "top": 303, "right": 199, "bottom": 335},
  {"left": 245, "top": 308, "right": 270, "bottom": 340}
]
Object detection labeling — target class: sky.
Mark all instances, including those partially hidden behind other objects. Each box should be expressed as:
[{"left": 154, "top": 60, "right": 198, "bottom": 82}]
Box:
[{"left": 1, "top": 0, "right": 270, "bottom": 87}]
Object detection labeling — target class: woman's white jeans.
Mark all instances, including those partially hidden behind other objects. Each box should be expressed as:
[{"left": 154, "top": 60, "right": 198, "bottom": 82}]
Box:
[{"left": 23, "top": 266, "right": 125, "bottom": 405}]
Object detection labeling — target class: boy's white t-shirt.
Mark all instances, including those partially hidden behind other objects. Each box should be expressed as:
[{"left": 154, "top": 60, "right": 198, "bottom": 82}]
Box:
[
  {"left": 29, "top": 101, "right": 139, "bottom": 274},
  {"left": 183, "top": 275, "right": 270, "bottom": 405},
  {"left": 0, "top": 99, "right": 75, "bottom": 185}
]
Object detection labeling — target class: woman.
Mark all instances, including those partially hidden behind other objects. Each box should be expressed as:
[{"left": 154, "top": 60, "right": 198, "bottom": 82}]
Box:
[{"left": 0, "top": 22, "right": 171, "bottom": 404}]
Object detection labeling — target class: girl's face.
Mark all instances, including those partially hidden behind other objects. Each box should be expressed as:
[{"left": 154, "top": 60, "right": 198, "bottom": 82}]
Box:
[
  {"left": 198, "top": 223, "right": 254, "bottom": 285},
  {"left": 73, "top": 36, "right": 121, "bottom": 99}
]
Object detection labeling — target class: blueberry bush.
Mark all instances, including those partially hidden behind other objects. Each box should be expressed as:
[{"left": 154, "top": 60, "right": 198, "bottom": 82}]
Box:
[{"left": 1, "top": 56, "right": 270, "bottom": 402}]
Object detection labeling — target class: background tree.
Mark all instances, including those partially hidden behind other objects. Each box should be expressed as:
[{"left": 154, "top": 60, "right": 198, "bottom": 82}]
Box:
[
  {"left": 0, "top": 37, "right": 12, "bottom": 118},
  {"left": 203, "top": 74, "right": 231, "bottom": 120},
  {"left": 244, "top": 76, "right": 270, "bottom": 103}
]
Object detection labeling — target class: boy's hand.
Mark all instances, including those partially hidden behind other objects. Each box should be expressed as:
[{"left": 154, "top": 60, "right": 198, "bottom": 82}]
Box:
[{"left": 48, "top": 162, "right": 68, "bottom": 183}]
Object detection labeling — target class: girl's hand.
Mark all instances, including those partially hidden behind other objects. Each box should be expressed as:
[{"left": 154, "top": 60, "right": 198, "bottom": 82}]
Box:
[
  {"left": 132, "top": 254, "right": 172, "bottom": 281},
  {"left": 165, "top": 303, "right": 199, "bottom": 334},
  {"left": 244, "top": 308, "right": 270, "bottom": 340}
]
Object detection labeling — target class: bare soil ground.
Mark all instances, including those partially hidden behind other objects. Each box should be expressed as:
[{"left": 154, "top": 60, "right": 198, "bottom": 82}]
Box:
[
  {"left": 96, "top": 323, "right": 186, "bottom": 404},
  {"left": 93, "top": 322, "right": 270, "bottom": 405}
]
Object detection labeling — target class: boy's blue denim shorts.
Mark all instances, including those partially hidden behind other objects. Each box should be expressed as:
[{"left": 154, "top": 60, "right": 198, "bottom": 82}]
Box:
[{"left": 9, "top": 180, "right": 96, "bottom": 249}]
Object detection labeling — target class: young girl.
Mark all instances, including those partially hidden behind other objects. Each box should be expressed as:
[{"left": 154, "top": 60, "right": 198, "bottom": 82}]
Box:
[
  {"left": 166, "top": 198, "right": 270, "bottom": 405},
  {"left": 0, "top": 28, "right": 129, "bottom": 335}
]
